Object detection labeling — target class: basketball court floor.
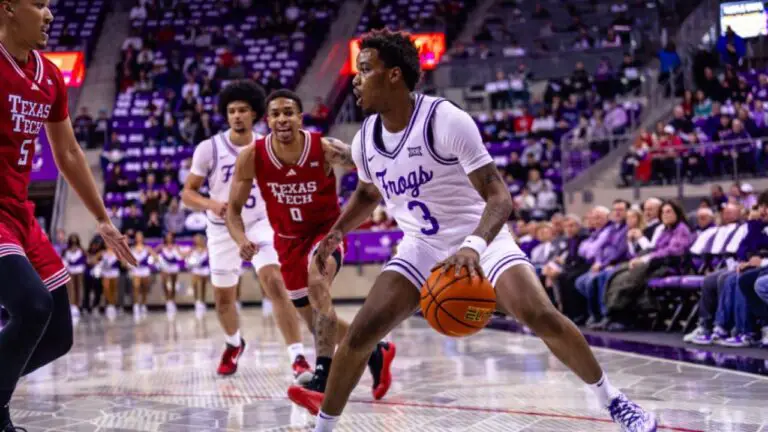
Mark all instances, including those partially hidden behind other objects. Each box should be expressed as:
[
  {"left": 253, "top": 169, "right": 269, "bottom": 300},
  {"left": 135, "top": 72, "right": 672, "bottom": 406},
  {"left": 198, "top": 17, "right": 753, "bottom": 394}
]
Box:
[{"left": 10, "top": 306, "right": 768, "bottom": 432}]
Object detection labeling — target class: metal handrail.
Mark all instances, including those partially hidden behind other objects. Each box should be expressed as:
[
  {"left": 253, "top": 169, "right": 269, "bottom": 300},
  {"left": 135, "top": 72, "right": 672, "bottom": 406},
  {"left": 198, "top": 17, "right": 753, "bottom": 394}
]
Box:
[
  {"left": 49, "top": 173, "right": 68, "bottom": 238},
  {"left": 627, "top": 135, "right": 767, "bottom": 200}
]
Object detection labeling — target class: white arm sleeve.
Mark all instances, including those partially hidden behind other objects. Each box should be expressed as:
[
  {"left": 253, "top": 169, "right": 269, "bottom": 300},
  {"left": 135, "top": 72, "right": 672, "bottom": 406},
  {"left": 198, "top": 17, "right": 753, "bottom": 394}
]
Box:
[
  {"left": 189, "top": 139, "right": 213, "bottom": 178},
  {"left": 431, "top": 101, "right": 493, "bottom": 174},
  {"left": 350, "top": 130, "right": 372, "bottom": 183}
]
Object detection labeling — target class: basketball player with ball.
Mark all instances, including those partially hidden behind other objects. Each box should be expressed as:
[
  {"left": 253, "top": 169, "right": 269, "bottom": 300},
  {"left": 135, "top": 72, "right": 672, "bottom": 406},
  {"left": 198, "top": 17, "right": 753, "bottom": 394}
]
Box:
[{"left": 290, "top": 29, "right": 657, "bottom": 432}]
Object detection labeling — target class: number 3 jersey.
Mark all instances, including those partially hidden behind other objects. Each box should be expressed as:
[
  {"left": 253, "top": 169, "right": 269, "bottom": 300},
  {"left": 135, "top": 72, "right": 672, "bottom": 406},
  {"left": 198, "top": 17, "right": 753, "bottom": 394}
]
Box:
[
  {"left": 0, "top": 44, "right": 69, "bottom": 208},
  {"left": 352, "top": 94, "right": 505, "bottom": 249},
  {"left": 190, "top": 130, "right": 267, "bottom": 227},
  {"left": 253, "top": 130, "right": 341, "bottom": 238}
]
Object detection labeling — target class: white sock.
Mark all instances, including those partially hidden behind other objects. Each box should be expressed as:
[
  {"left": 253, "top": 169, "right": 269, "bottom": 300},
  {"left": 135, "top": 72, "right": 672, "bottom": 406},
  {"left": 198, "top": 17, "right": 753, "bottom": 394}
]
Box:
[
  {"left": 590, "top": 374, "right": 621, "bottom": 408},
  {"left": 287, "top": 343, "right": 304, "bottom": 362},
  {"left": 225, "top": 330, "right": 242, "bottom": 347},
  {"left": 314, "top": 411, "right": 339, "bottom": 432}
]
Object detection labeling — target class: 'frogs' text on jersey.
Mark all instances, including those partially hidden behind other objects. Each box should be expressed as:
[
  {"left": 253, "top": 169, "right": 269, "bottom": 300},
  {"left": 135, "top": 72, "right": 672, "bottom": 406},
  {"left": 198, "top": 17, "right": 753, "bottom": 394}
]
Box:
[
  {"left": 352, "top": 94, "right": 504, "bottom": 249},
  {"left": 190, "top": 129, "right": 267, "bottom": 226}
]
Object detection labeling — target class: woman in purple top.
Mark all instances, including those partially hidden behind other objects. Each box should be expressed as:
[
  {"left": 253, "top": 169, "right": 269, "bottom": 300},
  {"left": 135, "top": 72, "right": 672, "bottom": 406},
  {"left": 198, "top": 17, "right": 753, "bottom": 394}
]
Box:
[
  {"left": 601, "top": 200, "right": 694, "bottom": 331},
  {"left": 162, "top": 174, "right": 180, "bottom": 198}
]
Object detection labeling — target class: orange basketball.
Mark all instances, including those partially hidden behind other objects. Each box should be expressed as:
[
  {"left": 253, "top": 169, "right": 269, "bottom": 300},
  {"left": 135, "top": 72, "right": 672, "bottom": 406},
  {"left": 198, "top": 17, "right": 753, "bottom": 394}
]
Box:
[{"left": 420, "top": 266, "right": 496, "bottom": 337}]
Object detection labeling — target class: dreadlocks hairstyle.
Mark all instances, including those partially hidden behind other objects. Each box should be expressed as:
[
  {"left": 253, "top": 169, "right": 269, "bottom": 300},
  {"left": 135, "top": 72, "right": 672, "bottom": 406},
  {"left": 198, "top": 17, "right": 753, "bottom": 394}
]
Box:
[
  {"left": 265, "top": 88, "right": 304, "bottom": 112},
  {"left": 359, "top": 28, "right": 422, "bottom": 91},
  {"left": 217, "top": 79, "right": 266, "bottom": 119}
]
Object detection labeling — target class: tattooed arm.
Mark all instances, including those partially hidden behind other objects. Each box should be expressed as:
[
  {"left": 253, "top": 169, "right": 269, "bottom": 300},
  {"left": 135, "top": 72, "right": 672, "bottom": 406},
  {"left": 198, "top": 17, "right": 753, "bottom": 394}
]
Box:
[
  {"left": 431, "top": 101, "right": 511, "bottom": 277},
  {"left": 467, "top": 162, "right": 514, "bottom": 243},
  {"left": 314, "top": 132, "right": 382, "bottom": 274},
  {"left": 321, "top": 136, "right": 355, "bottom": 171}
]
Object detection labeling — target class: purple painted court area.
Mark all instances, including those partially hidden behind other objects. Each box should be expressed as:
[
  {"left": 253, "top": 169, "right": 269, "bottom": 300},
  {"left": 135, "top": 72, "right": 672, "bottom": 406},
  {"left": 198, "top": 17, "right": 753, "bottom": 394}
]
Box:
[{"left": 485, "top": 314, "right": 768, "bottom": 376}]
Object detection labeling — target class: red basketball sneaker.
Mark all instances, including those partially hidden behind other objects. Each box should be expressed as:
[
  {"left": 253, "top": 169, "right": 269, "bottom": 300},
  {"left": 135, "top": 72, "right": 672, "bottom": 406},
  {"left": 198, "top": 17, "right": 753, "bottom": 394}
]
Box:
[
  {"left": 292, "top": 354, "right": 314, "bottom": 384},
  {"left": 217, "top": 339, "right": 246, "bottom": 376},
  {"left": 369, "top": 341, "right": 396, "bottom": 400},
  {"left": 287, "top": 385, "right": 324, "bottom": 415}
]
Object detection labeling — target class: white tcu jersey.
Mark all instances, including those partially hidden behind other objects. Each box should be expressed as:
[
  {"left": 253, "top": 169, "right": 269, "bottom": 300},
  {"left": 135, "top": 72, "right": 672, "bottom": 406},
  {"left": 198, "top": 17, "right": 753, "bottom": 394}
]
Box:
[
  {"left": 352, "top": 94, "right": 504, "bottom": 249},
  {"left": 190, "top": 129, "right": 267, "bottom": 226}
]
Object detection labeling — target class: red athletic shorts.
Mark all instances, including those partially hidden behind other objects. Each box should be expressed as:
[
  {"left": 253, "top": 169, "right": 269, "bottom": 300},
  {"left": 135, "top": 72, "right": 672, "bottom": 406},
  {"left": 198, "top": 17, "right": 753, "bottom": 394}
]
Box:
[
  {"left": 273, "top": 227, "right": 345, "bottom": 307},
  {"left": 0, "top": 201, "right": 70, "bottom": 291}
]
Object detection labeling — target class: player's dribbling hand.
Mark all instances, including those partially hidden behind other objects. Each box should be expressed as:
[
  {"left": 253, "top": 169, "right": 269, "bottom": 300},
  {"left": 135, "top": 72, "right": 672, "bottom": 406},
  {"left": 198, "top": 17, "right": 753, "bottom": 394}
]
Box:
[
  {"left": 315, "top": 230, "right": 343, "bottom": 276},
  {"left": 239, "top": 241, "right": 259, "bottom": 261},
  {"left": 211, "top": 201, "right": 228, "bottom": 218},
  {"left": 97, "top": 221, "right": 137, "bottom": 266},
  {"left": 432, "top": 248, "right": 485, "bottom": 280}
]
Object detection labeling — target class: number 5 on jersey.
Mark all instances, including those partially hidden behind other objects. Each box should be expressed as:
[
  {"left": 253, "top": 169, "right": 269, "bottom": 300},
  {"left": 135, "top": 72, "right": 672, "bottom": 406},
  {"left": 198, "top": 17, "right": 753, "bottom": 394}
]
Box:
[{"left": 18, "top": 139, "right": 33, "bottom": 166}]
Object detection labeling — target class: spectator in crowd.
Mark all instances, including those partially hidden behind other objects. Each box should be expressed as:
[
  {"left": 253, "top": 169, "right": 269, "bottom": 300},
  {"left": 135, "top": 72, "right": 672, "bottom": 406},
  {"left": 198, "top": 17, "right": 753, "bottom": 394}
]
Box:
[
  {"left": 569, "top": 61, "right": 592, "bottom": 96},
  {"left": 486, "top": 70, "right": 511, "bottom": 110},
  {"left": 709, "top": 185, "right": 728, "bottom": 212},
  {"left": 534, "top": 181, "right": 559, "bottom": 220},
  {"left": 108, "top": 205, "right": 122, "bottom": 231},
  {"left": 139, "top": 173, "right": 164, "bottom": 215},
  {"left": 619, "top": 53, "right": 642, "bottom": 95},
  {"left": 549, "top": 214, "right": 590, "bottom": 317},
  {"left": 642, "top": 197, "right": 663, "bottom": 238},
  {"left": 604, "top": 101, "right": 628, "bottom": 134},
  {"left": 513, "top": 187, "right": 536, "bottom": 220},
  {"left": 505, "top": 151, "right": 526, "bottom": 182},
  {"left": 530, "top": 223, "right": 557, "bottom": 269},
  {"left": 163, "top": 198, "right": 186, "bottom": 235},
  {"left": 740, "top": 183, "right": 757, "bottom": 209},
  {"left": 650, "top": 125, "right": 682, "bottom": 184},
  {"left": 717, "top": 26, "right": 746, "bottom": 69},
  {"left": 600, "top": 29, "right": 622, "bottom": 48},
  {"left": 145, "top": 211, "right": 163, "bottom": 238},
  {"left": 695, "top": 207, "right": 716, "bottom": 233},
  {"left": 502, "top": 39, "right": 526, "bottom": 57},
  {"left": 73, "top": 107, "right": 94, "bottom": 147},
  {"left": 129, "top": 1, "right": 147, "bottom": 21},
  {"left": 509, "top": 64, "right": 531, "bottom": 104},
  {"left": 602, "top": 200, "right": 694, "bottom": 331},
  {"left": 575, "top": 200, "right": 629, "bottom": 327},
  {"left": 658, "top": 41, "right": 682, "bottom": 97},
  {"left": 122, "top": 202, "right": 145, "bottom": 239},
  {"left": 594, "top": 58, "right": 616, "bottom": 100}
]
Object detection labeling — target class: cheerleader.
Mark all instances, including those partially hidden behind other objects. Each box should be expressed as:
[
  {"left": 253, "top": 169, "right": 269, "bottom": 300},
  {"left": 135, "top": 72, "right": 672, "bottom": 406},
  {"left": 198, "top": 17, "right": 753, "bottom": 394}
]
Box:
[
  {"left": 156, "top": 232, "right": 182, "bottom": 318},
  {"left": 186, "top": 234, "right": 210, "bottom": 319},
  {"left": 130, "top": 232, "right": 152, "bottom": 322},
  {"left": 62, "top": 234, "right": 86, "bottom": 320},
  {"left": 99, "top": 247, "right": 122, "bottom": 321}
]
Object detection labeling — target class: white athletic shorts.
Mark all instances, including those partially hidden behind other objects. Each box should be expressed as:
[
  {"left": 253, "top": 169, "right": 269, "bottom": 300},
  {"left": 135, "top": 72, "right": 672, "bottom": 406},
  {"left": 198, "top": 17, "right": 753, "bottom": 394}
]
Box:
[
  {"left": 383, "top": 228, "right": 532, "bottom": 290},
  {"left": 207, "top": 218, "right": 279, "bottom": 287}
]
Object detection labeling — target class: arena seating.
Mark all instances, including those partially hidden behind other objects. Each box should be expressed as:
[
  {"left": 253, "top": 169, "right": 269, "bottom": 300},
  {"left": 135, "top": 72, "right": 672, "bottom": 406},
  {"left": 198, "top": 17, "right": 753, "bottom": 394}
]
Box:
[
  {"left": 355, "top": 0, "right": 475, "bottom": 42},
  {"left": 103, "top": 0, "right": 342, "bottom": 223},
  {"left": 48, "top": 0, "right": 107, "bottom": 56},
  {"left": 622, "top": 66, "right": 768, "bottom": 186}
]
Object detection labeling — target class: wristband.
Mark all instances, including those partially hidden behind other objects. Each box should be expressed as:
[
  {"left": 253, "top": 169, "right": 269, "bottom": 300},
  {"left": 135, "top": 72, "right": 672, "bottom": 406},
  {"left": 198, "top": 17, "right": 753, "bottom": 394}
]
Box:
[{"left": 461, "top": 235, "right": 488, "bottom": 256}]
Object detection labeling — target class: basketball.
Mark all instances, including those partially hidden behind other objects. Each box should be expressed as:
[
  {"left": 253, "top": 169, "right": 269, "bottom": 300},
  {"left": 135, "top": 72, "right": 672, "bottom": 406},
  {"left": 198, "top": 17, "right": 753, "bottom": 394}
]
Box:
[{"left": 420, "top": 266, "right": 496, "bottom": 337}]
